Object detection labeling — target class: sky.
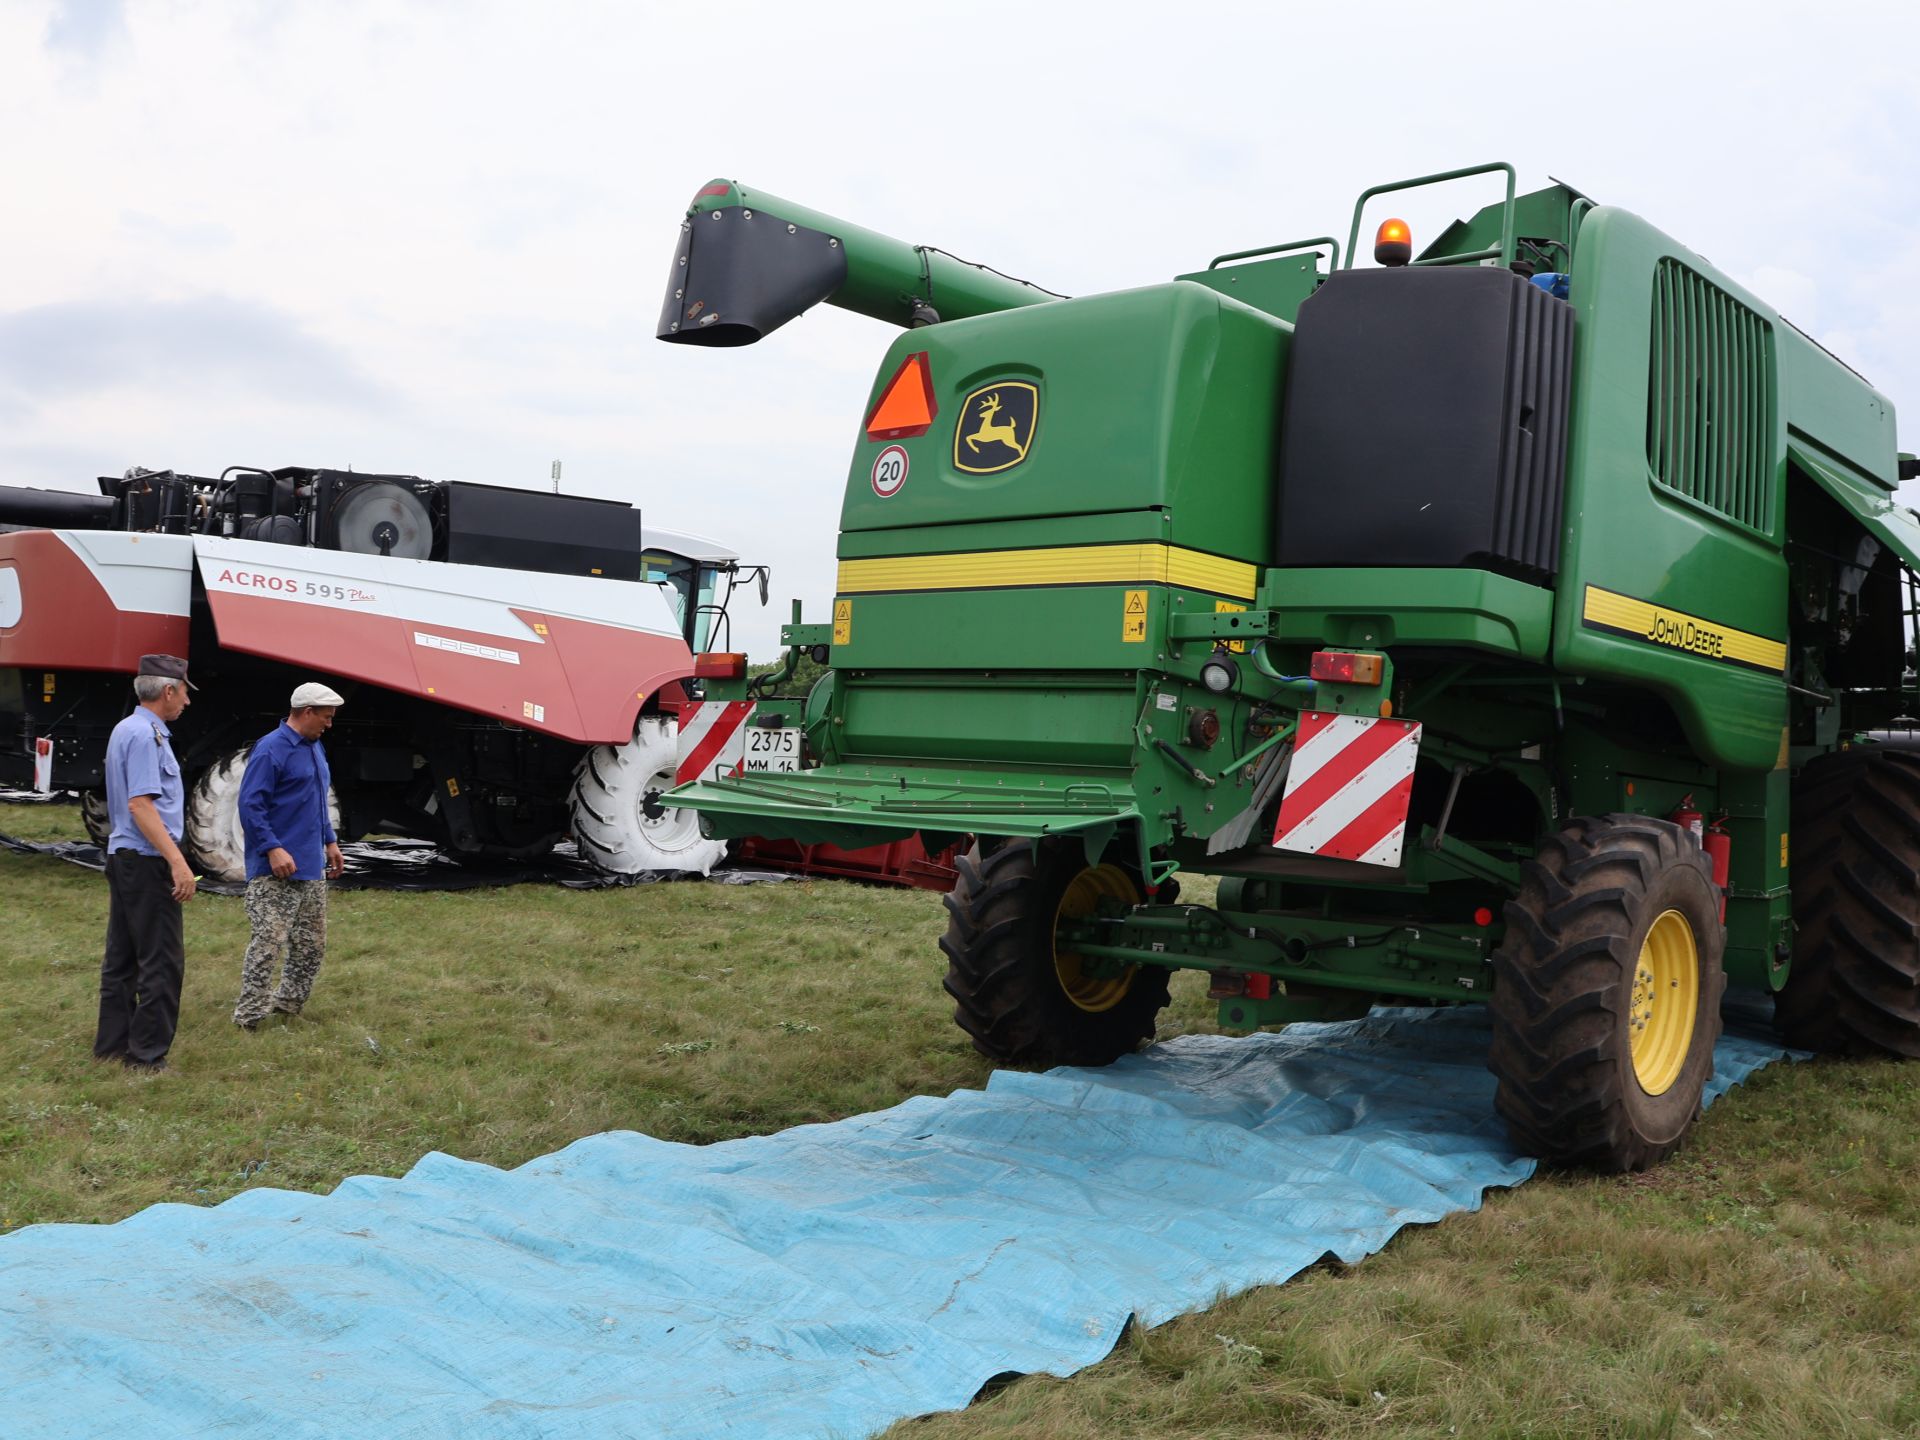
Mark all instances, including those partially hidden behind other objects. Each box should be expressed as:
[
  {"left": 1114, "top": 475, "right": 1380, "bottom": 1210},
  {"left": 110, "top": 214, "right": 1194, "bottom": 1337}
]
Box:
[{"left": 3, "top": 0, "right": 1916, "bottom": 656}]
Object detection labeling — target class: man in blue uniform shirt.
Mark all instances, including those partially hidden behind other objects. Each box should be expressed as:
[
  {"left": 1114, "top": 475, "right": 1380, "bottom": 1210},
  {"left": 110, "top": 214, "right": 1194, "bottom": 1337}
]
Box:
[
  {"left": 232, "top": 681, "right": 347, "bottom": 1029},
  {"left": 97, "top": 654, "right": 197, "bottom": 1072}
]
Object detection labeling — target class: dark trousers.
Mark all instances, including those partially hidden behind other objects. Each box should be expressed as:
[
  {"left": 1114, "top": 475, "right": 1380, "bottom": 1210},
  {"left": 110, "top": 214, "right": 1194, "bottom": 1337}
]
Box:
[{"left": 95, "top": 851, "right": 185, "bottom": 1065}]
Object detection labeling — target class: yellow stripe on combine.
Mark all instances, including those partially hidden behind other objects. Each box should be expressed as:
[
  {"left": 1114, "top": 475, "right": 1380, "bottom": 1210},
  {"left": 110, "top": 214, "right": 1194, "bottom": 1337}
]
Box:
[
  {"left": 1582, "top": 585, "right": 1786, "bottom": 674},
  {"left": 836, "top": 544, "right": 1258, "bottom": 601}
]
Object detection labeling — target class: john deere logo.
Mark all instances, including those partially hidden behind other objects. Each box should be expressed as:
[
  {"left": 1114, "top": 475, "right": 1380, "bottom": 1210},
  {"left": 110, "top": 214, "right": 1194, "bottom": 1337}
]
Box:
[{"left": 953, "top": 381, "right": 1038, "bottom": 475}]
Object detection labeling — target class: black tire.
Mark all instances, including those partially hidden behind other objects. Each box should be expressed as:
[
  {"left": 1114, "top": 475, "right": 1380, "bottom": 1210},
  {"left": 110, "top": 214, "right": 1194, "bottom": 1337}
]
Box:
[
  {"left": 1777, "top": 747, "right": 1920, "bottom": 1057},
  {"left": 79, "top": 789, "right": 110, "bottom": 848},
  {"left": 1489, "top": 814, "right": 1727, "bottom": 1171},
  {"left": 940, "top": 837, "right": 1172, "bottom": 1068}
]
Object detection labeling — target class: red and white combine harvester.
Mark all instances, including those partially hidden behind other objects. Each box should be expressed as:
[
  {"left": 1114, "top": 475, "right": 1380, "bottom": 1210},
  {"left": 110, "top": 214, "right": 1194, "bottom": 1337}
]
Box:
[{"left": 0, "top": 465, "right": 955, "bottom": 888}]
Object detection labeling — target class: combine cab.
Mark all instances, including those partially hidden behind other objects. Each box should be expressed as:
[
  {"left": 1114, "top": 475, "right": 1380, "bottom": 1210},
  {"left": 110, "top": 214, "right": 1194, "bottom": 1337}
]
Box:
[{"left": 658, "top": 165, "right": 1920, "bottom": 1169}]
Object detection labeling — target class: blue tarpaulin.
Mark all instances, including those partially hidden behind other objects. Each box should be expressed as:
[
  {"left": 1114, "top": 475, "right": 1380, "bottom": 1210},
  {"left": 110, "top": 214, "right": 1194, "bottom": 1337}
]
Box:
[{"left": 0, "top": 1008, "right": 1799, "bottom": 1439}]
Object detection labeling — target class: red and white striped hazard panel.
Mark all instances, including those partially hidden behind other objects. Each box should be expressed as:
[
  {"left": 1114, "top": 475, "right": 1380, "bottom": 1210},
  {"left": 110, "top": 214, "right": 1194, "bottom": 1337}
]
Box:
[
  {"left": 676, "top": 701, "right": 754, "bottom": 785},
  {"left": 1271, "top": 711, "right": 1423, "bottom": 867}
]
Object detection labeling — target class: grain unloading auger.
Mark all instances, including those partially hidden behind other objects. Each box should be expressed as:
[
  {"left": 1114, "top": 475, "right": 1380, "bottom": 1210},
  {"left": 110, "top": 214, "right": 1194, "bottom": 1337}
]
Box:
[{"left": 662, "top": 165, "right": 1920, "bottom": 1171}]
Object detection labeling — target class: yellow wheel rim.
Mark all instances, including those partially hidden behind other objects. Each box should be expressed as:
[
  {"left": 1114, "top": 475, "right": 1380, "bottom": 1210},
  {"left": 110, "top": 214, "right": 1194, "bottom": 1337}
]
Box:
[
  {"left": 1053, "top": 863, "right": 1141, "bottom": 1013},
  {"left": 1629, "top": 908, "right": 1700, "bottom": 1096}
]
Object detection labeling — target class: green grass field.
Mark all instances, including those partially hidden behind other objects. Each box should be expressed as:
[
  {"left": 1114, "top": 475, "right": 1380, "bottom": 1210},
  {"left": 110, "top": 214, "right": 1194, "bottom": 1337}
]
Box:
[{"left": 2, "top": 799, "right": 1916, "bottom": 1438}]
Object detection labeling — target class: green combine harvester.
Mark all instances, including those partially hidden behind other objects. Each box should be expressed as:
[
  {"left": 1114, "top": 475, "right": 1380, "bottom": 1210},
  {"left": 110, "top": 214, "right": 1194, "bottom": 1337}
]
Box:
[{"left": 663, "top": 163, "right": 1920, "bottom": 1171}]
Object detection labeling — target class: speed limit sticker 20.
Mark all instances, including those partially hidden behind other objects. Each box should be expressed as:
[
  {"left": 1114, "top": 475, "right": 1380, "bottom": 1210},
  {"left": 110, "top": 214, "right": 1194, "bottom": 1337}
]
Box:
[{"left": 870, "top": 444, "right": 909, "bottom": 498}]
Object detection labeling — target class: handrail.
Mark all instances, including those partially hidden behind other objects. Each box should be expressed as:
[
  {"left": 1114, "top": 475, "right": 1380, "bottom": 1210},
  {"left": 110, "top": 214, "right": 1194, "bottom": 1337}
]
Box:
[
  {"left": 1567, "top": 196, "right": 1595, "bottom": 267},
  {"left": 1207, "top": 235, "right": 1342, "bottom": 273},
  {"left": 1342, "top": 161, "right": 1517, "bottom": 271}
]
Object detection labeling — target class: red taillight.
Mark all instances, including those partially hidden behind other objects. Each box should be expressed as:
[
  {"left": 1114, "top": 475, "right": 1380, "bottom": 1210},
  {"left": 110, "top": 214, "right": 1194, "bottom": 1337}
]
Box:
[
  {"left": 1309, "top": 650, "right": 1384, "bottom": 685},
  {"left": 1473, "top": 906, "right": 1494, "bottom": 928},
  {"left": 695, "top": 181, "right": 733, "bottom": 200},
  {"left": 693, "top": 652, "right": 746, "bottom": 680}
]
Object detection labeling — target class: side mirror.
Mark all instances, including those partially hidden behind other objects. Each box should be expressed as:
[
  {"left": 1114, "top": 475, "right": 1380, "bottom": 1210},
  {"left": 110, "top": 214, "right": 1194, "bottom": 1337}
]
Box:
[{"left": 757, "top": 568, "right": 769, "bottom": 606}]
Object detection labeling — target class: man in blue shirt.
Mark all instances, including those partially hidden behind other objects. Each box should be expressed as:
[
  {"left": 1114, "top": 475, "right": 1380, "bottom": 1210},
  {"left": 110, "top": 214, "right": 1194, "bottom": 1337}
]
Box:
[
  {"left": 97, "top": 654, "right": 198, "bottom": 1072},
  {"left": 232, "top": 681, "right": 347, "bottom": 1029}
]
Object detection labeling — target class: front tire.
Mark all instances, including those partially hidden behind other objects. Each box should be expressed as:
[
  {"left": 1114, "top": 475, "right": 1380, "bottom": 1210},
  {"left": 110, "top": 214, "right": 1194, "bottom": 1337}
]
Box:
[
  {"left": 940, "top": 837, "right": 1172, "bottom": 1068},
  {"left": 1777, "top": 747, "right": 1920, "bottom": 1057},
  {"left": 568, "top": 717, "right": 728, "bottom": 877},
  {"left": 1489, "top": 814, "right": 1726, "bottom": 1171}
]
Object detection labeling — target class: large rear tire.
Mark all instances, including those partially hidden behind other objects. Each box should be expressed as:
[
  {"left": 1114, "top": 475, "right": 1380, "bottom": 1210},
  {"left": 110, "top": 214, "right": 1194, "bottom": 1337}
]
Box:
[
  {"left": 1489, "top": 814, "right": 1726, "bottom": 1171},
  {"left": 184, "top": 745, "right": 343, "bottom": 884},
  {"left": 79, "top": 788, "right": 110, "bottom": 848},
  {"left": 1777, "top": 747, "right": 1920, "bottom": 1057},
  {"left": 568, "top": 717, "right": 727, "bottom": 877},
  {"left": 940, "top": 837, "right": 1171, "bottom": 1068}
]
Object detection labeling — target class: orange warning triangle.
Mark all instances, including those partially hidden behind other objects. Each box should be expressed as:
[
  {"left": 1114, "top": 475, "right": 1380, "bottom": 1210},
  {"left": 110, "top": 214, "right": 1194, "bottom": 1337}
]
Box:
[{"left": 865, "top": 352, "right": 937, "bottom": 439}]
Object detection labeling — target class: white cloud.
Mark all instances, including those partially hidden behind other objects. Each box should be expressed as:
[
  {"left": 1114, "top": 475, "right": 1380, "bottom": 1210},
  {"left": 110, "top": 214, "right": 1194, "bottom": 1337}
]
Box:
[
  {"left": 42, "top": 0, "right": 124, "bottom": 62},
  {"left": 1, "top": 0, "right": 1917, "bottom": 653},
  {"left": 0, "top": 296, "right": 382, "bottom": 404}
]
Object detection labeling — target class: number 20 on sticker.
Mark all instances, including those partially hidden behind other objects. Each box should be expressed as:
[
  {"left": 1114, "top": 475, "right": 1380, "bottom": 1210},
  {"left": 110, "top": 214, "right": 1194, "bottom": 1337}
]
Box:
[{"left": 870, "top": 444, "right": 909, "bottom": 498}]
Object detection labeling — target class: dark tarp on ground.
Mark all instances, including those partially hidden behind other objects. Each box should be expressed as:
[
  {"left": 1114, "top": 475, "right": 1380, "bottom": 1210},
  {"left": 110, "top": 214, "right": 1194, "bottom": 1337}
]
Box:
[{"left": 0, "top": 793, "right": 794, "bottom": 892}]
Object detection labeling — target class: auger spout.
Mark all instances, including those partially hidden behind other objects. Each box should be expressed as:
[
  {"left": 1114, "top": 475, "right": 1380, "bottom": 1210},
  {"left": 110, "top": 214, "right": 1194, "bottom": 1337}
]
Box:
[
  {"left": 656, "top": 180, "right": 1061, "bottom": 347},
  {"left": 0, "top": 484, "right": 117, "bottom": 530}
]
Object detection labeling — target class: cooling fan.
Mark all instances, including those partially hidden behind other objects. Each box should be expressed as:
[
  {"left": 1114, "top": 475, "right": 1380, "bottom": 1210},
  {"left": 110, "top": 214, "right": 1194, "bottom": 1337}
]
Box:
[{"left": 328, "top": 480, "right": 433, "bottom": 560}]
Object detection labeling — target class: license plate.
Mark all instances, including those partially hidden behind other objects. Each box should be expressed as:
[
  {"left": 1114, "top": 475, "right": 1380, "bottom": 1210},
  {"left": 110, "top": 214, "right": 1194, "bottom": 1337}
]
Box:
[{"left": 742, "top": 726, "right": 802, "bottom": 773}]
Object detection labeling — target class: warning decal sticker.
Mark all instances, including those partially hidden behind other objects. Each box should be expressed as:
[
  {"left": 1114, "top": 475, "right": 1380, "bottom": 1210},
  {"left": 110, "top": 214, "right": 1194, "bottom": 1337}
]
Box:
[{"left": 1214, "top": 599, "right": 1247, "bottom": 653}]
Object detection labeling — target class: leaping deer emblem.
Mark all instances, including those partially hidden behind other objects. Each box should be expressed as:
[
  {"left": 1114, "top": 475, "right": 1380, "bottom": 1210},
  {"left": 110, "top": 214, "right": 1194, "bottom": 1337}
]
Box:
[{"left": 964, "top": 392, "right": 1028, "bottom": 460}]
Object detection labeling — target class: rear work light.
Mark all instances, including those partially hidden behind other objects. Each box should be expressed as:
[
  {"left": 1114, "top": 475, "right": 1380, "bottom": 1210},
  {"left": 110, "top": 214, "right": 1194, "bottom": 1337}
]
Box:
[
  {"left": 1309, "top": 650, "right": 1384, "bottom": 685},
  {"left": 693, "top": 652, "right": 747, "bottom": 680},
  {"left": 1200, "top": 646, "right": 1240, "bottom": 694}
]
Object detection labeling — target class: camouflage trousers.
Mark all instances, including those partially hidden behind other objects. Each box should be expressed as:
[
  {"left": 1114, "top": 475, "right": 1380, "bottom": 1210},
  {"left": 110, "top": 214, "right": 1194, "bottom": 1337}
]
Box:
[{"left": 233, "top": 877, "right": 328, "bottom": 1026}]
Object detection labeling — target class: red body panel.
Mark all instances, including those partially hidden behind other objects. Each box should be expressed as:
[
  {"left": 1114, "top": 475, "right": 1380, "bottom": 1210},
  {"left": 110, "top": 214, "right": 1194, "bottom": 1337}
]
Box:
[
  {"left": 199, "top": 589, "right": 692, "bottom": 745},
  {"left": 0, "top": 532, "right": 190, "bottom": 671},
  {"left": 512, "top": 609, "right": 694, "bottom": 742},
  {"left": 733, "top": 835, "right": 962, "bottom": 891},
  {"left": 195, "top": 539, "right": 694, "bottom": 745}
]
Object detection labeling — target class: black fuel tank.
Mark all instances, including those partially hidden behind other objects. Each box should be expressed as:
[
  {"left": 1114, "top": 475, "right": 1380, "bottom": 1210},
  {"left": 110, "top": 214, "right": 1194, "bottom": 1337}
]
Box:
[{"left": 1276, "top": 266, "right": 1572, "bottom": 580}]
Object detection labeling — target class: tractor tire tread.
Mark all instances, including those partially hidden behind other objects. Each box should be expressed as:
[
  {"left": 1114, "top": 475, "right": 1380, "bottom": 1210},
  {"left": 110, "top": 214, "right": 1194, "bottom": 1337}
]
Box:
[
  {"left": 567, "top": 721, "right": 727, "bottom": 876},
  {"left": 1779, "top": 749, "right": 1920, "bottom": 1057},
  {"left": 79, "top": 789, "right": 111, "bottom": 849},
  {"left": 1489, "top": 813, "right": 1726, "bottom": 1172},
  {"left": 940, "top": 838, "right": 1169, "bottom": 1069}
]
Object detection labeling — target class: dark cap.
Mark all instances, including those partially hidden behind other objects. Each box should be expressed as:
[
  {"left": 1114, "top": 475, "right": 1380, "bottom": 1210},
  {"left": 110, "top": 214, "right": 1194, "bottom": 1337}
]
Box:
[{"left": 137, "top": 654, "right": 197, "bottom": 690}]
